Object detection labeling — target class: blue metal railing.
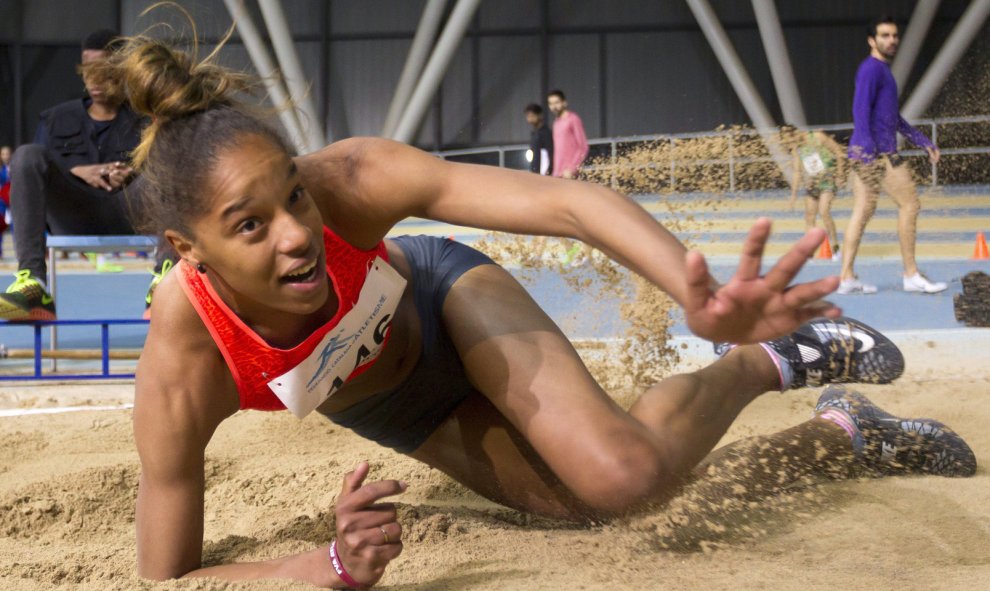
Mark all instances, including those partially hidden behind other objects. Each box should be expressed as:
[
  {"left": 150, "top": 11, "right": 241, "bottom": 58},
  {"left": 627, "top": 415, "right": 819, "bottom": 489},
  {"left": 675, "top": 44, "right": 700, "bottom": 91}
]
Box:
[{"left": 0, "top": 319, "right": 147, "bottom": 381}]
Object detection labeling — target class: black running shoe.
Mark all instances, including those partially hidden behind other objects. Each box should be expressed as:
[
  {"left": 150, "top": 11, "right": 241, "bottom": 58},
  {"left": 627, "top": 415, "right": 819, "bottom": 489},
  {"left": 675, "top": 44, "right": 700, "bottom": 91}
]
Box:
[
  {"left": 763, "top": 316, "right": 904, "bottom": 388},
  {"left": 815, "top": 386, "right": 977, "bottom": 477}
]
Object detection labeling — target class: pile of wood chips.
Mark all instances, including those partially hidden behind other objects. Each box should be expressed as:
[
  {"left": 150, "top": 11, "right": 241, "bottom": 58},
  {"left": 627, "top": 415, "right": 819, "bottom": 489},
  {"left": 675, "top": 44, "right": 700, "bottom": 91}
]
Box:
[{"left": 953, "top": 271, "right": 990, "bottom": 327}]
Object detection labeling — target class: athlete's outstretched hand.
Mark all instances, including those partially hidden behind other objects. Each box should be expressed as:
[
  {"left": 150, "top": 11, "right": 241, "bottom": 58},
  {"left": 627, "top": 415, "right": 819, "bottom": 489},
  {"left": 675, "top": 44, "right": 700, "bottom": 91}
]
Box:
[
  {"left": 682, "top": 218, "right": 841, "bottom": 344},
  {"left": 331, "top": 461, "right": 406, "bottom": 588}
]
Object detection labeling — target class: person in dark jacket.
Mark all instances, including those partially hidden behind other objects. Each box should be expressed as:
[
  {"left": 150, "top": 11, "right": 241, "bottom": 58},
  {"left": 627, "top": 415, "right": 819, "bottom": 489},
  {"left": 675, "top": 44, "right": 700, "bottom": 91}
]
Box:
[
  {"left": 0, "top": 29, "right": 146, "bottom": 320},
  {"left": 524, "top": 103, "right": 553, "bottom": 175}
]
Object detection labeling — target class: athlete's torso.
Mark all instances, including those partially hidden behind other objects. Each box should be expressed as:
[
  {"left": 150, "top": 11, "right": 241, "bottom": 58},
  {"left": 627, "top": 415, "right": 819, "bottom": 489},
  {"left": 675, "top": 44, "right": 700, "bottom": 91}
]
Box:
[{"left": 177, "top": 228, "right": 421, "bottom": 413}]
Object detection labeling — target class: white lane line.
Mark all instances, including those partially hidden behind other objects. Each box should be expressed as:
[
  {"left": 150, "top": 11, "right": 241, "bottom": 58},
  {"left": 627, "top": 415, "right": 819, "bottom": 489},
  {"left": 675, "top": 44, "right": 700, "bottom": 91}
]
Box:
[{"left": 0, "top": 404, "right": 133, "bottom": 417}]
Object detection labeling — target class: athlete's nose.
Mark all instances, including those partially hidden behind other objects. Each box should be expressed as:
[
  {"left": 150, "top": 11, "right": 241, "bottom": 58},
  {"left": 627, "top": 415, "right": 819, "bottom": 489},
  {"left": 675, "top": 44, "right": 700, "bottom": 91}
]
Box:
[{"left": 276, "top": 212, "right": 312, "bottom": 256}]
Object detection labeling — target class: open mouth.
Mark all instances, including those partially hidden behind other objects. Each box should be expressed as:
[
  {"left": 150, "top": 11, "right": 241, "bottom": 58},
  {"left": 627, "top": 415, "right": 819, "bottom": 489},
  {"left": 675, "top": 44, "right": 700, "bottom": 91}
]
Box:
[{"left": 281, "top": 259, "right": 319, "bottom": 284}]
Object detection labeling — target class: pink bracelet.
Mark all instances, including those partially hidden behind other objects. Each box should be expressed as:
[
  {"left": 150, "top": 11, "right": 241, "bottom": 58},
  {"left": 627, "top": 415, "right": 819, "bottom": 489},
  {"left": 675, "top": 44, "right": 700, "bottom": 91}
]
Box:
[{"left": 329, "top": 539, "right": 365, "bottom": 589}]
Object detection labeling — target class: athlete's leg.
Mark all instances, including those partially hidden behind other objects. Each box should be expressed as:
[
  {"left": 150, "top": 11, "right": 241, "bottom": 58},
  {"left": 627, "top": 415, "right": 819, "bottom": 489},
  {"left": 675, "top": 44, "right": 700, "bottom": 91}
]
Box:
[
  {"left": 410, "top": 262, "right": 781, "bottom": 520},
  {"left": 881, "top": 161, "right": 920, "bottom": 277},
  {"left": 803, "top": 195, "right": 819, "bottom": 232},
  {"left": 689, "top": 418, "right": 855, "bottom": 506},
  {"left": 840, "top": 168, "right": 880, "bottom": 280},
  {"left": 817, "top": 190, "right": 838, "bottom": 249}
]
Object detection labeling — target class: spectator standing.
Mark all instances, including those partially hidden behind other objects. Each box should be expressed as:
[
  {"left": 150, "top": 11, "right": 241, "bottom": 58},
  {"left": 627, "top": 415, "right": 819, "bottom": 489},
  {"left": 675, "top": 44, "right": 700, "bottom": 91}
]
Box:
[
  {"left": 0, "top": 30, "right": 146, "bottom": 320},
  {"left": 0, "top": 145, "right": 11, "bottom": 257},
  {"left": 524, "top": 103, "right": 553, "bottom": 175},
  {"left": 547, "top": 90, "right": 588, "bottom": 179},
  {"left": 783, "top": 127, "right": 846, "bottom": 260},
  {"left": 839, "top": 16, "right": 945, "bottom": 295}
]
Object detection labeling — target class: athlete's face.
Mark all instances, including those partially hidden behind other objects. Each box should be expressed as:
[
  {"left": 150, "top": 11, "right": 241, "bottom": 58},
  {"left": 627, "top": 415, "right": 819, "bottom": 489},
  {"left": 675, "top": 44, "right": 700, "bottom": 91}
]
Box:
[
  {"left": 869, "top": 23, "right": 899, "bottom": 61},
  {"left": 172, "top": 134, "right": 328, "bottom": 320},
  {"left": 547, "top": 95, "right": 566, "bottom": 117}
]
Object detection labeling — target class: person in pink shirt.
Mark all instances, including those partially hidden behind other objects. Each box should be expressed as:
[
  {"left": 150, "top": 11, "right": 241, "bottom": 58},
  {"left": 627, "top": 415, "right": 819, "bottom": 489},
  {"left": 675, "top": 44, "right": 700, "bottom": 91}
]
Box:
[{"left": 547, "top": 90, "right": 588, "bottom": 179}]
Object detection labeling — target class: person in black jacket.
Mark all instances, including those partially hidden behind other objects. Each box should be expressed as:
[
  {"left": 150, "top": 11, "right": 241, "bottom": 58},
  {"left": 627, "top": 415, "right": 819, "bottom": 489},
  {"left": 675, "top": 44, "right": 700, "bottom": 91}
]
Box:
[
  {"left": 524, "top": 103, "right": 553, "bottom": 176},
  {"left": 0, "top": 29, "right": 147, "bottom": 320}
]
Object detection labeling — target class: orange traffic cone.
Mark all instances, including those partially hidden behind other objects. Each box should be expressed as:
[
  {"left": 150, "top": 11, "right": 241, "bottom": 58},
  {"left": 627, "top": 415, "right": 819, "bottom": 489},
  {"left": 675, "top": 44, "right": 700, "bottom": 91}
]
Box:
[
  {"left": 973, "top": 231, "right": 989, "bottom": 260},
  {"left": 816, "top": 238, "right": 833, "bottom": 260}
]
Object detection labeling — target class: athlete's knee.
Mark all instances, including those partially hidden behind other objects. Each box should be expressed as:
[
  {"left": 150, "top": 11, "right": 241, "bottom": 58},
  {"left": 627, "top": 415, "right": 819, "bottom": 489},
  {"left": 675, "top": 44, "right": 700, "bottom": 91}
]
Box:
[
  {"left": 900, "top": 197, "right": 921, "bottom": 217},
  {"left": 567, "top": 436, "right": 670, "bottom": 513}
]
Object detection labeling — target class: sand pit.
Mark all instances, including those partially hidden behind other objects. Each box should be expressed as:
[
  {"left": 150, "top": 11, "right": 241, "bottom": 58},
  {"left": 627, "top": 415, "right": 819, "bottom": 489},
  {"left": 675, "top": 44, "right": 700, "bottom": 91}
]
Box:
[{"left": 1, "top": 335, "right": 988, "bottom": 591}]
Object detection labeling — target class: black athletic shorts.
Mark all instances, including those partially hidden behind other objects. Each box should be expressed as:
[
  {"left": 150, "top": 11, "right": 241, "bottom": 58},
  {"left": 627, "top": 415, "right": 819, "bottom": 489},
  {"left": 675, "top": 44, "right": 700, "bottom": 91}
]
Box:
[{"left": 319, "top": 235, "right": 494, "bottom": 453}]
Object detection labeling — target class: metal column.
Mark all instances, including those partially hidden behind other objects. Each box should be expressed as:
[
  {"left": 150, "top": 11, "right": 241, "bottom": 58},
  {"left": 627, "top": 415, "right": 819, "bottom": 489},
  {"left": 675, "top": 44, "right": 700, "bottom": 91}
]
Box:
[
  {"left": 752, "top": 0, "right": 806, "bottom": 126},
  {"left": 382, "top": 0, "right": 448, "bottom": 138},
  {"left": 391, "top": 0, "right": 482, "bottom": 144},
  {"left": 686, "top": 0, "right": 791, "bottom": 186},
  {"left": 892, "top": 0, "right": 942, "bottom": 93},
  {"left": 258, "top": 0, "right": 327, "bottom": 150},
  {"left": 685, "top": 0, "right": 776, "bottom": 132},
  {"left": 902, "top": 0, "right": 990, "bottom": 119},
  {"left": 223, "top": 0, "right": 308, "bottom": 154}
]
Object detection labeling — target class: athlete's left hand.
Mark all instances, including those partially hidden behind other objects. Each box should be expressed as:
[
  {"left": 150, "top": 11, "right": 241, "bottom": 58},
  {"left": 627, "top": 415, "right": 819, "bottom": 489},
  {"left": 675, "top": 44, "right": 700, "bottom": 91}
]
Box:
[{"left": 681, "top": 218, "right": 841, "bottom": 344}]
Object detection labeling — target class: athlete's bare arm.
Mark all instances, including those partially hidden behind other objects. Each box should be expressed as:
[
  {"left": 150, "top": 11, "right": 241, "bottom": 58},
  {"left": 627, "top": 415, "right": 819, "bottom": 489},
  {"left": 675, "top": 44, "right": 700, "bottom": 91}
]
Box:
[
  {"left": 136, "top": 275, "right": 406, "bottom": 587},
  {"left": 299, "top": 137, "right": 840, "bottom": 344},
  {"left": 134, "top": 274, "right": 240, "bottom": 580},
  {"left": 818, "top": 131, "right": 848, "bottom": 187}
]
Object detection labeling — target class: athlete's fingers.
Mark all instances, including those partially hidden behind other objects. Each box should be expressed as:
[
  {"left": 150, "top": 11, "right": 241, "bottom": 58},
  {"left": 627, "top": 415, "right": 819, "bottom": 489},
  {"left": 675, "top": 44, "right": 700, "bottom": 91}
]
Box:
[
  {"left": 764, "top": 227, "right": 826, "bottom": 291},
  {"left": 338, "top": 479, "right": 408, "bottom": 513},
  {"left": 735, "top": 218, "right": 772, "bottom": 281},
  {"left": 682, "top": 250, "right": 713, "bottom": 314},
  {"left": 340, "top": 461, "right": 370, "bottom": 496},
  {"left": 376, "top": 521, "right": 403, "bottom": 545},
  {"left": 781, "top": 277, "right": 841, "bottom": 310}
]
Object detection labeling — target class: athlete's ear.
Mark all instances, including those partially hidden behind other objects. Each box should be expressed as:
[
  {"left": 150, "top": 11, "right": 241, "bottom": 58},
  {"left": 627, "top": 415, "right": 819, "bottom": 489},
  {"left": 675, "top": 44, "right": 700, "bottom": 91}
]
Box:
[{"left": 165, "top": 229, "right": 196, "bottom": 264}]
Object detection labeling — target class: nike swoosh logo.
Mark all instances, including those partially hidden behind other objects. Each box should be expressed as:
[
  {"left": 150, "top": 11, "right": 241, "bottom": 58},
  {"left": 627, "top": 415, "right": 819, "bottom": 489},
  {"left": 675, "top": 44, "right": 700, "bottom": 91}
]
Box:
[{"left": 828, "top": 325, "right": 875, "bottom": 353}]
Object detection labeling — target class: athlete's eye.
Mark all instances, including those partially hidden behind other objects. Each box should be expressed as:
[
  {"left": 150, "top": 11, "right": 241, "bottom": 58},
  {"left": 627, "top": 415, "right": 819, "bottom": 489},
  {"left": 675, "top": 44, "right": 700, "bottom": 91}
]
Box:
[
  {"left": 237, "top": 218, "right": 260, "bottom": 234},
  {"left": 288, "top": 187, "right": 304, "bottom": 204}
]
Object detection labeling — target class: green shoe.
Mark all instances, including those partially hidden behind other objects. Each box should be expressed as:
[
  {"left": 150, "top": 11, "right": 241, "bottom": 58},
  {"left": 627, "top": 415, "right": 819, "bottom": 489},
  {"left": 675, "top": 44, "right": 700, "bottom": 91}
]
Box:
[
  {"left": 143, "top": 259, "right": 174, "bottom": 319},
  {"left": 0, "top": 270, "right": 56, "bottom": 321},
  {"left": 86, "top": 253, "right": 125, "bottom": 273}
]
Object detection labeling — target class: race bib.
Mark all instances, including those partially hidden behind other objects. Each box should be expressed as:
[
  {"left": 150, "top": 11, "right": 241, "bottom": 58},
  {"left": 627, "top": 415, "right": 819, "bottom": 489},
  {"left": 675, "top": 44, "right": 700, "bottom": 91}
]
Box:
[
  {"left": 267, "top": 257, "right": 406, "bottom": 418},
  {"left": 801, "top": 152, "right": 826, "bottom": 176}
]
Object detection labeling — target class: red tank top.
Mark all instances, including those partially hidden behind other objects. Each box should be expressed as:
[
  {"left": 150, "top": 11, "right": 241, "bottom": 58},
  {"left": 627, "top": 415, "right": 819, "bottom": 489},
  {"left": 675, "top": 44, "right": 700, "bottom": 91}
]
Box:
[{"left": 177, "top": 226, "right": 389, "bottom": 411}]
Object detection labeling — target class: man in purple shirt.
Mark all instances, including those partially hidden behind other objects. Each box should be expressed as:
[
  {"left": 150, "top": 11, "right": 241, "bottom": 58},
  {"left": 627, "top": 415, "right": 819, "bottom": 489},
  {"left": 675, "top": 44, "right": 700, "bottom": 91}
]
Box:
[
  {"left": 839, "top": 16, "right": 946, "bottom": 295},
  {"left": 547, "top": 90, "right": 589, "bottom": 179}
]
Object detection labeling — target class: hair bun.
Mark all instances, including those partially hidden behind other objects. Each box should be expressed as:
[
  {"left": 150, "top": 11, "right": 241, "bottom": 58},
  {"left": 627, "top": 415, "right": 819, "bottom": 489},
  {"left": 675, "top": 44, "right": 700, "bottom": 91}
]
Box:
[{"left": 116, "top": 38, "right": 247, "bottom": 122}]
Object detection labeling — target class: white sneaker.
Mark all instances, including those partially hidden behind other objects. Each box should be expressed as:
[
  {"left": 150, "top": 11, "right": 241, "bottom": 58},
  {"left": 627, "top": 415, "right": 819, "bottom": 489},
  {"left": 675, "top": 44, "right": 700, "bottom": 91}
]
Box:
[
  {"left": 837, "top": 278, "right": 878, "bottom": 295},
  {"left": 903, "top": 272, "right": 947, "bottom": 294}
]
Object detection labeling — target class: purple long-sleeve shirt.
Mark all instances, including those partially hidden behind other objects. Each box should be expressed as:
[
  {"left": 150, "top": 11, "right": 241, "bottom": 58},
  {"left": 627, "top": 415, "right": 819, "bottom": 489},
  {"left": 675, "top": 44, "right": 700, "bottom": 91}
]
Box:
[{"left": 848, "top": 56, "right": 934, "bottom": 163}]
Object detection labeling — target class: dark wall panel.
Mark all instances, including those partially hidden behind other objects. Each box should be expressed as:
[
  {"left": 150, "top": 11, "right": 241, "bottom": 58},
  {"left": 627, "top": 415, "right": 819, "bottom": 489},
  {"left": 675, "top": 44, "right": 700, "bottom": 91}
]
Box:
[
  {"left": 22, "top": 0, "right": 117, "bottom": 42},
  {"left": 439, "top": 44, "right": 474, "bottom": 147},
  {"left": 330, "top": 38, "right": 408, "bottom": 140},
  {"left": 607, "top": 32, "right": 744, "bottom": 136},
  {"left": 1, "top": 0, "right": 986, "bottom": 152},
  {"left": 479, "top": 0, "right": 540, "bottom": 29},
  {"left": 477, "top": 36, "right": 541, "bottom": 145},
  {"left": 548, "top": 34, "right": 601, "bottom": 138}
]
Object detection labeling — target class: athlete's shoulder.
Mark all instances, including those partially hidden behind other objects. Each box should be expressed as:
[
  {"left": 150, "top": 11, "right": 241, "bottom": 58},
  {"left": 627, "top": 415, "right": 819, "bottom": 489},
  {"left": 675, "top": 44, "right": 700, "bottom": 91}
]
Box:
[{"left": 144, "top": 267, "right": 216, "bottom": 352}]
